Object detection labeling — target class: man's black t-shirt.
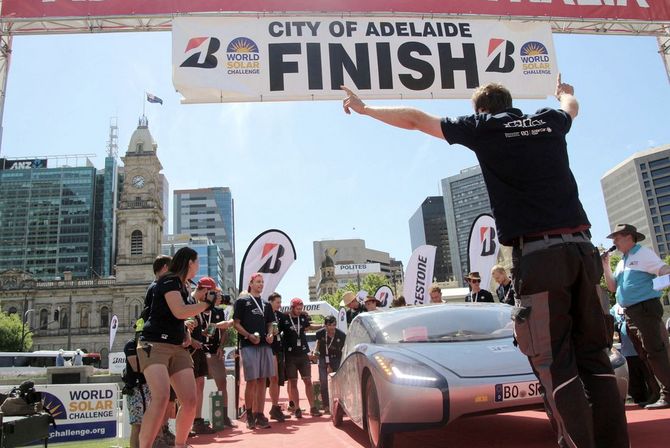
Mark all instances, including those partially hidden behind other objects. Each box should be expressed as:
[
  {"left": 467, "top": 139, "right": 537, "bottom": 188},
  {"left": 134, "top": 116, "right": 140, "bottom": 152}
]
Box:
[
  {"left": 315, "top": 328, "right": 346, "bottom": 360},
  {"left": 140, "top": 275, "right": 191, "bottom": 345},
  {"left": 441, "top": 107, "right": 589, "bottom": 244},
  {"left": 278, "top": 313, "right": 311, "bottom": 357},
  {"left": 193, "top": 307, "right": 229, "bottom": 354},
  {"left": 465, "top": 289, "right": 495, "bottom": 303},
  {"left": 123, "top": 338, "right": 145, "bottom": 386},
  {"left": 234, "top": 296, "right": 275, "bottom": 348}
]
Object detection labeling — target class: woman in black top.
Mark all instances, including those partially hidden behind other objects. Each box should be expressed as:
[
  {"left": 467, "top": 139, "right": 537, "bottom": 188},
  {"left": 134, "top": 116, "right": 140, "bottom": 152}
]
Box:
[{"left": 137, "top": 247, "right": 219, "bottom": 448}]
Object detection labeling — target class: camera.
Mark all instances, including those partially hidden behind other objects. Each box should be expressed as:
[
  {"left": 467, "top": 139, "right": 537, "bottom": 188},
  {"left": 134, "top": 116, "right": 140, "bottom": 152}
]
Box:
[
  {"left": 208, "top": 291, "right": 217, "bottom": 299},
  {"left": 17, "top": 380, "right": 41, "bottom": 405},
  {"left": 222, "top": 294, "right": 232, "bottom": 305}
]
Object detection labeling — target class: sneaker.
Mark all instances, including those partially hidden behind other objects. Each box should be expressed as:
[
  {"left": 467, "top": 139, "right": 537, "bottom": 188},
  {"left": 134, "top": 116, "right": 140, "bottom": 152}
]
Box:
[
  {"left": 255, "top": 413, "right": 271, "bottom": 429},
  {"left": 645, "top": 398, "right": 670, "bottom": 409},
  {"left": 223, "top": 416, "right": 238, "bottom": 428},
  {"left": 295, "top": 408, "right": 302, "bottom": 419},
  {"left": 310, "top": 407, "right": 322, "bottom": 417},
  {"left": 152, "top": 438, "right": 171, "bottom": 448},
  {"left": 192, "top": 418, "right": 217, "bottom": 434},
  {"left": 161, "top": 426, "right": 176, "bottom": 445},
  {"left": 246, "top": 412, "right": 256, "bottom": 430},
  {"left": 269, "top": 405, "right": 288, "bottom": 422}
]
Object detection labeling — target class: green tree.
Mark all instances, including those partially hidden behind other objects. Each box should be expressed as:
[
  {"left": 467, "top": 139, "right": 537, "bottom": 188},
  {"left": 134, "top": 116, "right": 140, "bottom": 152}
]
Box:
[{"left": 0, "top": 312, "right": 32, "bottom": 352}]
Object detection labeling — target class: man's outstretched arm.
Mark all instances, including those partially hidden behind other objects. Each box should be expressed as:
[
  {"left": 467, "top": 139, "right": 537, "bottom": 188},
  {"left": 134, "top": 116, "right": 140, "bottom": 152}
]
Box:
[
  {"left": 341, "top": 86, "right": 445, "bottom": 140},
  {"left": 555, "top": 73, "right": 578, "bottom": 120}
]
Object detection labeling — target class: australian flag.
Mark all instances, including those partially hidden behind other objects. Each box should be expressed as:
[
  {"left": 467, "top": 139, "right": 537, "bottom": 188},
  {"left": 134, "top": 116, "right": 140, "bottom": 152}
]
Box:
[{"left": 146, "top": 93, "right": 163, "bottom": 105}]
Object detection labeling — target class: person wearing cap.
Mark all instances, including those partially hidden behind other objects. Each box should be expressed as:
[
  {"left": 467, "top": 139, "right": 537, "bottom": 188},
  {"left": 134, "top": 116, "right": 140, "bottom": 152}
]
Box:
[
  {"left": 189, "top": 279, "right": 236, "bottom": 434},
  {"left": 340, "top": 291, "right": 366, "bottom": 324},
  {"left": 364, "top": 295, "right": 381, "bottom": 311},
  {"left": 277, "top": 297, "right": 322, "bottom": 418},
  {"left": 138, "top": 247, "right": 221, "bottom": 448},
  {"left": 341, "top": 76, "right": 630, "bottom": 447},
  {"left": 233, "top": 273, "right": 276, "bottom": 430},
  {"left": 463, "top": 272, "right": 494, "bottom": 303},
  {"left": 602, "top": 223, "right": 670, "bottom": 409}
]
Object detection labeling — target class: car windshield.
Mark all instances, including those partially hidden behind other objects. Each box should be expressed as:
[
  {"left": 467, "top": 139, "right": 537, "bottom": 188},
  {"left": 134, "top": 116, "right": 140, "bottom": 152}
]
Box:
[{"left": 367, "top": 304, "right": 514, "bottom": 343}]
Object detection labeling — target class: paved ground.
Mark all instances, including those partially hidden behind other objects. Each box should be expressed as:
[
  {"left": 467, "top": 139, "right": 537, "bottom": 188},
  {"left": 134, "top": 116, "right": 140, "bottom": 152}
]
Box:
[
  {"left": 185, "top": 403, "right": 669, "bottom": 447},
  {"left": 186, "top": 364, "right": 670, "bottom": 447}
]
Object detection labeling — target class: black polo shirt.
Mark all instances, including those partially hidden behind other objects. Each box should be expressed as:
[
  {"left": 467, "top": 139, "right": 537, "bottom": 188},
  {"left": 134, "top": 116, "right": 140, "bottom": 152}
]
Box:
[
  {"left": 271, "top": 310, "right": 288, "bottom": 355},
  {"left": 234, "top": 296, "right": 275, "bottom": 348},
  {"left": 141, "top": 275, "right": 192, "bottom": 345},
  {"left": 193, "top": 307, "right": 229, "bottom": 354},
  {"left": 441, "top": 107, "right": 589, "bottom": 245},
  {"left": 278, "top": 313, "right": 311, "bottom": 357},
  {"left": 315, "top": 328, "right": 346, "bottom": 360},
  {"left": 465, "top": 289, "right": 495, "bottom": 303}
]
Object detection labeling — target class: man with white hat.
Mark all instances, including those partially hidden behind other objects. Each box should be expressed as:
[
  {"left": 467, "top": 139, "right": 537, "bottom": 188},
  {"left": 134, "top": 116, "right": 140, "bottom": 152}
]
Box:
[
  {"left": 602, "top": 223, "right": 670, "bottom": 409},
  {"left": 340, "top": 291, "right": 366, "bottom": 324}
]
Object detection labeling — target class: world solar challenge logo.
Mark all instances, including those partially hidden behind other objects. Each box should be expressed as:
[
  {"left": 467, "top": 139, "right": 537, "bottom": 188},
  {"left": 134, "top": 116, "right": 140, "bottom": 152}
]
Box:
[
  {"left": 520, "top": 41, "right": 551, "bottom": 76},
  {"left": 226, "top": 37, "right": 261, "bottom": 75}
]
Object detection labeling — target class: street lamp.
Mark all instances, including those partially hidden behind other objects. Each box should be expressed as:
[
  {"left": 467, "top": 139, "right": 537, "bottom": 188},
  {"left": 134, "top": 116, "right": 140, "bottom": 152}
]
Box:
[{"left": 20, "top": 309, "right": 34, "bottom": 352}]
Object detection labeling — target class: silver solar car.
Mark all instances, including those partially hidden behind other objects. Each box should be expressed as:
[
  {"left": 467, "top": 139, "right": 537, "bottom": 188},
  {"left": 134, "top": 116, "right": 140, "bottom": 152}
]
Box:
[{"left": 328, "top": 303, "right": 628, "bottom": 448}]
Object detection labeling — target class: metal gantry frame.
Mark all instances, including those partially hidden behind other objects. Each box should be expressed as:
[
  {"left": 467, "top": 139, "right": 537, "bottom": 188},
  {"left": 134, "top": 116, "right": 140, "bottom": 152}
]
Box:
[{"left": 0, "top": 9, "right": 668, "bottom": 150}]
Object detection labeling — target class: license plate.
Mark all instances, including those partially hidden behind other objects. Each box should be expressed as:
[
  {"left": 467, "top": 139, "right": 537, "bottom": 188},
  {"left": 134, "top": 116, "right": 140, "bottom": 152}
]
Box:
[{"left": 494, "top": 380, "right": 541, "bottom": 402}]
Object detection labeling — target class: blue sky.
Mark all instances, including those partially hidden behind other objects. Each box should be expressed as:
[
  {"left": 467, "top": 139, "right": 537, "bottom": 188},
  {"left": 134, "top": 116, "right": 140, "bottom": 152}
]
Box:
[{"left": 2, "top": 29, "right": 670, "bottom": 299}]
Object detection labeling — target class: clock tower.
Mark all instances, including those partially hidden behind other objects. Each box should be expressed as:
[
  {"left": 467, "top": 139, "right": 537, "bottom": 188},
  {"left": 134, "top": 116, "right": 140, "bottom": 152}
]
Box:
[{"left": 115, "top": 116, "right": 165, "bottom": 283}]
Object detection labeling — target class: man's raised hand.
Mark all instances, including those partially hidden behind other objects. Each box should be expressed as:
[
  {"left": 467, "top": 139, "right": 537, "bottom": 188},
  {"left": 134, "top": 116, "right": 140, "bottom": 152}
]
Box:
[{"left": 341, "top": 85, "right": 366, "bottom": 115}]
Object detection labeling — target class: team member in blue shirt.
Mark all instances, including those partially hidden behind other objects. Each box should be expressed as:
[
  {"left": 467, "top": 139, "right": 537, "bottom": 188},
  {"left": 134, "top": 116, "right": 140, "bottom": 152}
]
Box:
[{"left": 603, "top": 223, "right": 670, "bottom": 409}]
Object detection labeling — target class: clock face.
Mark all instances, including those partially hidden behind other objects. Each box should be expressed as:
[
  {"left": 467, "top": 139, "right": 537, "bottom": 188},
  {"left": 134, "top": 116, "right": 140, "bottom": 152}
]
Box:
[{"left": 131, "top": 175, "right": 145, "bottom": 189}]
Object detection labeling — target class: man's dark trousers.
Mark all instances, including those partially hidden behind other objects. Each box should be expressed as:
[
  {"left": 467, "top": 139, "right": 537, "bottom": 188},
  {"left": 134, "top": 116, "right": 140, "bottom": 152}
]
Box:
[{"left": 512, "top": 234, "right": 629, "bottom": 448}]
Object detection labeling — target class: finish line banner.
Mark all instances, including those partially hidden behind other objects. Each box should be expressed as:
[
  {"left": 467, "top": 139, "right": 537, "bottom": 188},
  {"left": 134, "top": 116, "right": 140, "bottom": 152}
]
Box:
[{"left": 172, "top": 17, "right": 556, "bottom": 103}]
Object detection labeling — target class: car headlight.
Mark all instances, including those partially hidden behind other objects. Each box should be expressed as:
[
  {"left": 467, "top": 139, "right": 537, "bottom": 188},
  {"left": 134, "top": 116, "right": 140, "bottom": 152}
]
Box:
[{"left": 373, "top": 352, "right": 441, "bottom": 387}]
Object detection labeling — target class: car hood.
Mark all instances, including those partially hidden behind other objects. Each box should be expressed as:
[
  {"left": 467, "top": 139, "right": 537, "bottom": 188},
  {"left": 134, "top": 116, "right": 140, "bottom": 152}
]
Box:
[{"left": 397, "top": 339, "right": 533, "bottom": 378}]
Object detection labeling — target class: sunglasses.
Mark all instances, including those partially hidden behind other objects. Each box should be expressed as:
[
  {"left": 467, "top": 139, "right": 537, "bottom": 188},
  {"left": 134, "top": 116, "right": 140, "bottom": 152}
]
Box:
[{"left": 470, "top": 279, "right": 481, "bottom": 283}]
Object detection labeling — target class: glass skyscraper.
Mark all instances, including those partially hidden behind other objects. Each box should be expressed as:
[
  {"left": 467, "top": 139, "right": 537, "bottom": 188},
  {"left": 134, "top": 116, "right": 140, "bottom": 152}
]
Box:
[
  {"left": 409, "top": 196, "right": 453, "bottom": 282},
  {"left": 173, "top": 187, "right": 235, "bottom": 293},
  {"left": 441, "top": 166, "right": 493, "bottom": 286},
  {"left": 0, "top": 166, "right": 97, "bottom": 279},
  {"left": 0, "top": 155, "right": 120, "bottom": 280},
  {"left": 602, "top": 144, "right": 670, "bottom": 258}
]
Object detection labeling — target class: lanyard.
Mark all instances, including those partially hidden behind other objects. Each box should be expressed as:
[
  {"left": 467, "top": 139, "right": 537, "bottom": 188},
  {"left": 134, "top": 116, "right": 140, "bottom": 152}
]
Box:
[
  {"left": 290, "top": 315, "right": 301, "bottom": 334},
  {"left": 503, "top": 283, "right": 513, "bottom": 302},
  {"left": 325, "top": 332, "right": 335, "bottom": 354},
  {"left": 472, "top": 291, "right": 479, "bottom": 303},
  {"left": 251, "top": 296, "right": 264, "bottom": 314}
]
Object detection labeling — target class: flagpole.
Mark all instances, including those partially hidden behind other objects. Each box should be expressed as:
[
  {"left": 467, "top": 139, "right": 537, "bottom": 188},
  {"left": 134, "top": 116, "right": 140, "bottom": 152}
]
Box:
[{"left": 142, "top": 91, "right": 146, "bottom": 117}]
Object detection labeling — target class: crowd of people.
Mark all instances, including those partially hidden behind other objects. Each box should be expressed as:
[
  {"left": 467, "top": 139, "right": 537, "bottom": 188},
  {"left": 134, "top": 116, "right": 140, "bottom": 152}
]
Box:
[{"left": 118, "top": 74, "right": 670, "bottom": 448}]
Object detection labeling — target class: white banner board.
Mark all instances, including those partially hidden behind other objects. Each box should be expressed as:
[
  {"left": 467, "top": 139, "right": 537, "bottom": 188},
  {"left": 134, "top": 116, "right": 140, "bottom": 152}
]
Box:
[
  {"left": 467, "top": 214, "right": 500, "bottom": 290},
  {"left": 0, "top": 383, "right": 118, "bottom": 443},
  {"left": 334, "top": 263, "right": 381, "bottom": 275},
  {"left": 403, "top": 245, "right": 437, "bottom": 306},
  {"left": 173, "top": 16, "right": 557, "bottom": 103}
]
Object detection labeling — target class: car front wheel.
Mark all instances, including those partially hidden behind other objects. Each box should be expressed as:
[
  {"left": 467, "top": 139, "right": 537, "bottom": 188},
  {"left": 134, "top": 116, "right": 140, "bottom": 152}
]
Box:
[
  {"left": 365, "top": 375, "right": 394, "bottom": 448},
  {"left": 331, "top": 399, "right": 344, "bottom": 427}
]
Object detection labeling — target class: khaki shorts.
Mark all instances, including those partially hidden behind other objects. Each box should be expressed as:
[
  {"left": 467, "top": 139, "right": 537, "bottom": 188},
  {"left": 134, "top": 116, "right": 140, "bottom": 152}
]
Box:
[
  {"left": 206, "top": 353, "right": 227, "bottom": 382},
  {"left": 137, "top": 341, "right": 193, "bottom": 376}
]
